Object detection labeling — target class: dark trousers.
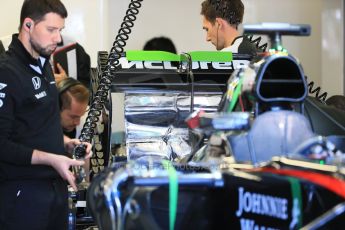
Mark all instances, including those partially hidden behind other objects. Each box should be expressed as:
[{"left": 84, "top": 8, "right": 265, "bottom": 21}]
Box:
[{"left": 0, "top": 178, "right": 68, "bottom": 230}]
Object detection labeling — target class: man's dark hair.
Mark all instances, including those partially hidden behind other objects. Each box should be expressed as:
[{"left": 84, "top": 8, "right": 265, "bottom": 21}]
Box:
[
  {"left": 58, "top": 78, "right": 90, "bottom": 110},
  {"left": 20, "top": 0, "right": 68, "bottom": 29},
  {"left": 201, "top": 0, "right": 244, "bottom": 27},
  {"left": 143, "top": 37, "right": 177, "bottom": 54}
]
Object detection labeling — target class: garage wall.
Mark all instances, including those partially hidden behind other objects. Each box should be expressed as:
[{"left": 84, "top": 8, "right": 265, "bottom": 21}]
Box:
[
  {"left": 0, "top": 0, "right": 343, "bottom": 96},
  {"left": 109, "top": 0, "right": 343, "bottom": 97},
  {"left": 321, "top": 0, "right": 344, "bottom": 96},
  {"left": 0, "top": 0, "right": 110, "bottom": 69}
]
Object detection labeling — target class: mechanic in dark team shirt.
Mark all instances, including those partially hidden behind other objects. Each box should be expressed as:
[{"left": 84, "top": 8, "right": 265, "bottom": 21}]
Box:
[
  {"left": 201, "top": 0, "right": 260, "bottom": 54},
  {"left": 0, "top": 0, "right": 91, "bottom": 229}
]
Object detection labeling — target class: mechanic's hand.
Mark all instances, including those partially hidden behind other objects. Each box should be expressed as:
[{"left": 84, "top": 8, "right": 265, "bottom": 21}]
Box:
[
  {"left": 51, "top": 154, "right": 85, "bottom": 191},
  {"left": 31, "top": 150, "right": 85, "bottom": 191},
  {"left": 65, "top": 138, "right": 92, "bottom": 159},
  {"left": 54, "top": 63, "right": 68, "bottom": 83}
]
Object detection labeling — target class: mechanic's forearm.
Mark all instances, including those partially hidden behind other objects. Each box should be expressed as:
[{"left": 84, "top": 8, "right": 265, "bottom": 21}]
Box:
[
  {"left": 31, "top": 149, "right": 55, "bottom": 166},
  {"left": 64, "top": 135, "right": 71, "bottom": 144},
  {"left": 63, "top": 135, "right": 72, "bottom": 149}
]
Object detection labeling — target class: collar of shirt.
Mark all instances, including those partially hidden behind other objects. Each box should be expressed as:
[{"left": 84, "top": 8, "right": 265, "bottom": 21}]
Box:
[
  {"left": 9, "top": 34, "right": 49, "bottom": 75},
  {"left": 221, "top": 36, "right": 244, "bottom": 53}
]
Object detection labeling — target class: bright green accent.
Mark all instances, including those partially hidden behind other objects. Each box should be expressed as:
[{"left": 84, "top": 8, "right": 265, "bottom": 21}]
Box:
[
  {"left": 319, "top": 160, "right": 325, "bottom": 165},
  {"left": 277, "top": 45, "right": 288, "bottom": 53},
  {"left": 126, "top": 50, "right": 180, "bottom": 61},
  {"left": 187, "top": 51, "right": 232, "bottom": 62},
  {"left": 126, "top": 50, "right": 233, "bottom": 62},
  {"left": 269, "top": 48, "right": 288, "bottom": 54},
  {"left": 162, "top": 160, "right": 178, "bottom": 230},
  {"left": 288, "top": 177, "right": 303, "bottom": 229},
  {"left": 227, "top": 77, "right": 244, "bottom": 112}
]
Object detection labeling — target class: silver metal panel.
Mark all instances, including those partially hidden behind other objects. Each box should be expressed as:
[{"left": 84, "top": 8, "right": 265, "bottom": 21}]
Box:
[{"left": 124, "top": 92, "right": 222, "bottom": 160}]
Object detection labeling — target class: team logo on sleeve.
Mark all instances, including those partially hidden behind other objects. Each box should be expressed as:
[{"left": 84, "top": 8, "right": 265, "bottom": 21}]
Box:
[
  {"left": 32, "top": 77, "right": 41, "bottom": 90},
  {"left": 0, "top": 83, "right": 7, "bottom": 90},
  {"left": 0, "top": 83, "right": 7, "bottom": 103}
]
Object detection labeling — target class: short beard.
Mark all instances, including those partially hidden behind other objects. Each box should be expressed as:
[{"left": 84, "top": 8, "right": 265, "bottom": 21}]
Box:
[{"left": 30, "top": 37, "right": 54, "bottom": 57}]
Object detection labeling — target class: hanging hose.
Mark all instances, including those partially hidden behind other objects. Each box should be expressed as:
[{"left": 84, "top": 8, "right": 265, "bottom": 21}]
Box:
[
  {"left": 246, "top": 34, "right": 268, "bottom": 52},
  {"left": 79, "top": 0, "right": 143, "bottom": 143},
  {"left": 304, "top": 76, "right": 328, "bottom": 102},
  {"left": 73, "top": 0, "right": 143, "bottom": 184},
  {"left": 307, "top": 79, "right": 328, "bottom": 102}
]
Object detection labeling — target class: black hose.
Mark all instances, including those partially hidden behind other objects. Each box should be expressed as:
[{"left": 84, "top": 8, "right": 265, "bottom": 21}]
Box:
[{"left": 79, "top": 0, "right": 143, "bottom": 143}]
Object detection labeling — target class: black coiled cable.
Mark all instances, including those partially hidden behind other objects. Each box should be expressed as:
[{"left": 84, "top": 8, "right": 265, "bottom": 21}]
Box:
[
  {"left": 305, "top": 76, "right": 328, "bottom": 102},
  {"left": 307, "top": 81, "right": 328, "bottom": 102},
  {"left": 246, "top": 34, "right": 268, "bottom": 52},
  {"left": 79, "top": 0, "right": 143, "bottom": 143}
]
